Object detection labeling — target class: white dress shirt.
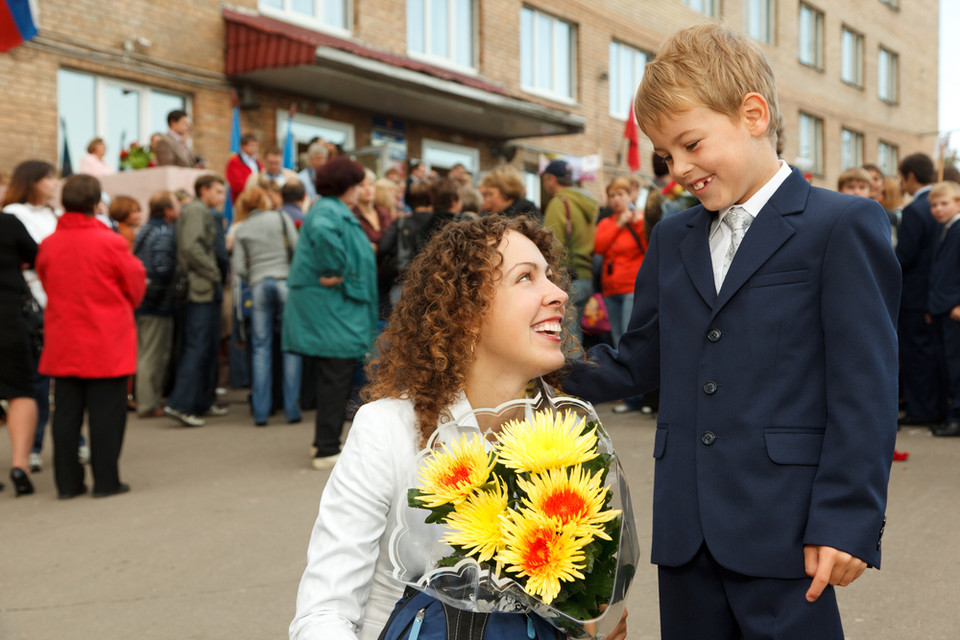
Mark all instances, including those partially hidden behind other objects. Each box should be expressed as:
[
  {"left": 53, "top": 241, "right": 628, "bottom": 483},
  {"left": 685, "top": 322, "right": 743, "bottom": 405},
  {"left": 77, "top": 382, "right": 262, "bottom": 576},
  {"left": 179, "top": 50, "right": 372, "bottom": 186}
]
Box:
[
  {"left": 708, "top": 160, "right": 792, "bottom": 292},
  {"left": 290, "top": 394, "right": 476, "bottom": 640},
  {"left": 3, "top": 202, "right": 60, "bottom": 307}
]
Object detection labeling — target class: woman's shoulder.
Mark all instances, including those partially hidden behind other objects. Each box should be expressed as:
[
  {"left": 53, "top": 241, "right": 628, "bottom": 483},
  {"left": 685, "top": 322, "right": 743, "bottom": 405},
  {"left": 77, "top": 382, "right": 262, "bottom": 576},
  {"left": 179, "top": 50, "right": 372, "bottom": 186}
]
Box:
[{"left": 346, "top": 397, "right": 420, "bottom": 458}]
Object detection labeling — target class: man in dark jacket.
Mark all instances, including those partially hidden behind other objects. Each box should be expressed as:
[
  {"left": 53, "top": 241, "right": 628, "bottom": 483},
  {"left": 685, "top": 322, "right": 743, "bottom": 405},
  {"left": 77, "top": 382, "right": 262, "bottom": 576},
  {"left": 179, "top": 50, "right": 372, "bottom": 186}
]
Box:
[{"left": 133, "top": 191, "right": 180, "bottom": 418}]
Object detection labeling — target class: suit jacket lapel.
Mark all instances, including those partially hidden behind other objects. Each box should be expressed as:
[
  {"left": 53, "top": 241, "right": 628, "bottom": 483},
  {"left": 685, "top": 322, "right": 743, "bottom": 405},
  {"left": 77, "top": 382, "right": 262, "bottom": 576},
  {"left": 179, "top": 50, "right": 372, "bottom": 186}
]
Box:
[
  {"left": 712, "top": 168, "right": 808, "bottom": 314},
  {"left": 679, "top": 209, "right": 718, "bottom": 308}
]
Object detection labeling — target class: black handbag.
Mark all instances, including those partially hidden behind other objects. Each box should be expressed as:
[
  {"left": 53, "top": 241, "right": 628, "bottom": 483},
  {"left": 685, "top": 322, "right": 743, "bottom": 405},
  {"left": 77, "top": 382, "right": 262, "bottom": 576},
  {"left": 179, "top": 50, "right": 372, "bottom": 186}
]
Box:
[{"left": 21, "top": 288, "right": 44, "bottom": 360}]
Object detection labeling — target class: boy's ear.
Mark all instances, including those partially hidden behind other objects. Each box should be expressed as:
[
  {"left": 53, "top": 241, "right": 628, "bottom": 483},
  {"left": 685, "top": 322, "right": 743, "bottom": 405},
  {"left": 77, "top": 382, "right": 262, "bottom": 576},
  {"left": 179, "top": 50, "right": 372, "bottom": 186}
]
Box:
[{"left": 740, "top": 92, "right": 770, "bottom": 137}]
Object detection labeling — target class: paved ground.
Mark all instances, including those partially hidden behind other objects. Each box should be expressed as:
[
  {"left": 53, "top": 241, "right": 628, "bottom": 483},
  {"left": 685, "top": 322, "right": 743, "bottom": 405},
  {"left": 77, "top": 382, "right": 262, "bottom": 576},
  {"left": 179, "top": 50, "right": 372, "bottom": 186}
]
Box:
[{"left": 1, "top": 392, "right": 957, "bottom": 639}]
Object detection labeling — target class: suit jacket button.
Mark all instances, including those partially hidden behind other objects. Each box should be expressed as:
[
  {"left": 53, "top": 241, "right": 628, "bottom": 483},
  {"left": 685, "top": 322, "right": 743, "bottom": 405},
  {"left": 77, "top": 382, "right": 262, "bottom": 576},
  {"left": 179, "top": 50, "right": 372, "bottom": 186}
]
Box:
[
  {"left": 703, "top": 381, "right": 718, "bottom": 394},
  {"left": 707, "top": 328, "right": 722, "bottom": 342},
  {"left": 701, "top": 431, "right": 716, "bottom": 445}
]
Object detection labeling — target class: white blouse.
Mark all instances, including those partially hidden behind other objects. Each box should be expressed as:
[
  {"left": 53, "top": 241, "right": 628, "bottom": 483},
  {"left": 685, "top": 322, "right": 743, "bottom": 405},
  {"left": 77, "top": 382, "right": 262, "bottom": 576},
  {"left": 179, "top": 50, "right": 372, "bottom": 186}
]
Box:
[{"left": 290, "top": 394, "right": 475, "bottom": 640}]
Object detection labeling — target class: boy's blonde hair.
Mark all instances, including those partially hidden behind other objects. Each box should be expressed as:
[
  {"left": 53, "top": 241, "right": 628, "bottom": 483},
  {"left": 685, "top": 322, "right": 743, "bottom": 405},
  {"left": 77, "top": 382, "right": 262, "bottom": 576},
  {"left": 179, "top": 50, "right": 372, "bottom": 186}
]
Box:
[
  {"left": 929, "top": 180, "right": 960, "bottom": 201},
  {"left": 837, "top": 167, "right": 872, "bottom": 191},
  {"left": 635, "top": 24, "right": 781, "bottom": 145}
]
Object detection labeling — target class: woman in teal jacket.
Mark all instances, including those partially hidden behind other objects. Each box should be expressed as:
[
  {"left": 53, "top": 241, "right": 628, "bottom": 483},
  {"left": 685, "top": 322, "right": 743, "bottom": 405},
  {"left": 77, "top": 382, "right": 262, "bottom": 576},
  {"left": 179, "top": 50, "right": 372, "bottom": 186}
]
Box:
[{"left": 283, "top": 157, "right": 377, "bottom": 470}]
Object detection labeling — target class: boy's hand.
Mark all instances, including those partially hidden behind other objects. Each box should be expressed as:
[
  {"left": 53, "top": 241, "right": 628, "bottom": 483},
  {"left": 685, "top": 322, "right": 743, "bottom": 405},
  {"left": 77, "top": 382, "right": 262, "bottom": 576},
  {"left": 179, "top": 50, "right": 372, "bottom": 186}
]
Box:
[
  {"left": 803, "top": 545, "right": 867, "bottom": 602},
  {"left": 950, "top": 305, "right": 960, "bottom": 322}
]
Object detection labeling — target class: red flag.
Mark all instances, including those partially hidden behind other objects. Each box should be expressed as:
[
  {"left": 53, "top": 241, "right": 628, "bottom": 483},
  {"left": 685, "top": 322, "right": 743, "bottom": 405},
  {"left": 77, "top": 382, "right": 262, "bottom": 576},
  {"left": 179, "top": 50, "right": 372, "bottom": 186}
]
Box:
[{"left": 623, "top": 102, "right": 640, "bottom": 172}]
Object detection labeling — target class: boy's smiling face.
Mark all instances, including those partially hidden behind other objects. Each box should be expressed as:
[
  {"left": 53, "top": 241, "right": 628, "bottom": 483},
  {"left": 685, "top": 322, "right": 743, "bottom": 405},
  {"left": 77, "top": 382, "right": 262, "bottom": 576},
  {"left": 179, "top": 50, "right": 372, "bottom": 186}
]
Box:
[
  {"left": 645, "top": 97, "right": 779, "bottom": 213},
  {"left": 930, "top": 194, "right": 960, "bottom": 224}
]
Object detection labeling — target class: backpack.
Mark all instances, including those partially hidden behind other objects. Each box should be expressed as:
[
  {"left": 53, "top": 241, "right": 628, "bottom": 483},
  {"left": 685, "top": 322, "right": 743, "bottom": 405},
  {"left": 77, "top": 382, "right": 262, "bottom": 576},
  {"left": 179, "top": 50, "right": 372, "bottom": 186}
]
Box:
[{"left": 378, "top": 587, "right": 562, "bottom": 640}]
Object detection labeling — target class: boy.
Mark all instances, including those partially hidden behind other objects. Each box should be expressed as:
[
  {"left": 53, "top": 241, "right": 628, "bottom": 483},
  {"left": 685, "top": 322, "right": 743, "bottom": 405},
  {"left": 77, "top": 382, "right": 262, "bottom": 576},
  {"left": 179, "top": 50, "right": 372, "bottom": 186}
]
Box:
[
  {"left": 563, "top": 24, "right": 900, "bottom": 639},
  {"left": 926, "top": 181, "right": 960, "bottom": 437},
  {"left": 837, "top": 167, "right": 872, "bottom": 197}
]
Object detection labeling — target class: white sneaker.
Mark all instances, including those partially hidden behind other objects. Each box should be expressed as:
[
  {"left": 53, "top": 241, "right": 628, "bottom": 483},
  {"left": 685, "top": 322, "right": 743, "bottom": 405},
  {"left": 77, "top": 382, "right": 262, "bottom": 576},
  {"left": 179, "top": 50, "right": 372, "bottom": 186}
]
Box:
[
  {"left": 312, "top": 454, "right": 340, "bottom": 470},
  {"left": 78, "top": 445, "right": 91, "bottom": 465},
  {"left": 203, "top": 405, "right": 229, "bottom": 417},
  {"left": 163, "top": 406, "right": 205, "bottom": 427},
  {"left": 29, "top": 452, "right": 43, "bottom": 472}
]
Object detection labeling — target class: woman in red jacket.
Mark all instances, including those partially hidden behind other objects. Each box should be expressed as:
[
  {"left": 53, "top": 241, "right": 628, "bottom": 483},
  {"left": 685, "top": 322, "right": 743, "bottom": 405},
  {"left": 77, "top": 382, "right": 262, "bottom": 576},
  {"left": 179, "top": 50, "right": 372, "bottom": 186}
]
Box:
[
  {"left": 594, "top": 177, "right": 647, "bottom": 346},
  {"left": 37, "top": 175, "right": 146, "bottom": 499}
]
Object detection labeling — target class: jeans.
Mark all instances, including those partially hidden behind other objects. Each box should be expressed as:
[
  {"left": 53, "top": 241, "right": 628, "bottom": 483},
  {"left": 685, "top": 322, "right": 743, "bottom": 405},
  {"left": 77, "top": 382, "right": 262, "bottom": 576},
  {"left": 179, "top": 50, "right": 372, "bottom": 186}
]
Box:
[
  {"left": 567, "top": 278, "right": 594, "bottom": 345},
  {"left": 251, "top": 278, "right": 302, "bottom": 423},
  {"left": 604, "top": 293, "right": 635, "bottom": 347},
  {"left": 166, "top": 301, "right": 220, "bottom": 415}
]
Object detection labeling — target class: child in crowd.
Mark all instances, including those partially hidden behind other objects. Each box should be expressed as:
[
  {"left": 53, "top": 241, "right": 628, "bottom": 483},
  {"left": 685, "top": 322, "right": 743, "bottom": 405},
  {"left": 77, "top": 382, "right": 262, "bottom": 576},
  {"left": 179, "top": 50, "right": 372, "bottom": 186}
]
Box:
[
  {"left": 926, "top": 180, "right": 960, "bottom": 437},
  {"left": 562, "top": 24, "right": 900, "bottom": 639},
  {"left": 837, "top": 167, "right": 872, "bottom": 197}
]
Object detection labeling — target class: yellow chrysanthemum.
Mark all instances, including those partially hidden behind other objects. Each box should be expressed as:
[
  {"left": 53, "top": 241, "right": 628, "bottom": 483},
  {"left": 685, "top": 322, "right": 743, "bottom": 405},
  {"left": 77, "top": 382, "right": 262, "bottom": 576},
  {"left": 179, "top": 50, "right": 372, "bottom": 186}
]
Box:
[
  {"left": 518, "top": 466, "right": 621, "bottom": 540},
  {"left": 496, "top": 410, "right": 597, "bottom": 474},
  {"left": 498, "top": 510, "right": 588, "bottom": 604},
  {"left": 442, "top": 478, "right": 509, "bottom": 563},
  {"left": 417, "top": 433, "right": 496, "bottom": 508}
]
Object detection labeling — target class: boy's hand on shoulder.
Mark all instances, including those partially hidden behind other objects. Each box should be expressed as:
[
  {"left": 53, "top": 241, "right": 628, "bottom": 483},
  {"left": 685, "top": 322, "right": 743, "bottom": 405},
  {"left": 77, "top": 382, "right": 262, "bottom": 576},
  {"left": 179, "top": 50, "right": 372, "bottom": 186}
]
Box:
[
  {"left": 803, "top": 545, "right": 867, "bottom": 602},
  {"left": 950, "top": 305, "right": 960, "bottom": 322}
]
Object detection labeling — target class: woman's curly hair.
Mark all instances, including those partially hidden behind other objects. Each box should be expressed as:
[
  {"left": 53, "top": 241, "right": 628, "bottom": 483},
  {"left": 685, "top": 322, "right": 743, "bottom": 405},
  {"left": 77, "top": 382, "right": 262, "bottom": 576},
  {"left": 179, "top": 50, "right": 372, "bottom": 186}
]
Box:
[{"left": 363, "top": 215, "right": 579, "bottom": 444}]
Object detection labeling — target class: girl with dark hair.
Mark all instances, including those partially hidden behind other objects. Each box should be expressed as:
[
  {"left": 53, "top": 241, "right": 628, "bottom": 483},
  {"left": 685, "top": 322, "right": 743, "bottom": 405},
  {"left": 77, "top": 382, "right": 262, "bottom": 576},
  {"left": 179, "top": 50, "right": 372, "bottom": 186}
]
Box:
[
  {"left": 290, "top": 215, "right": 629, "bottom": 639},
  {"left": 282, "top": 156, "right": 376, "bottom": 470},
  {"left": 2, "top": 160, "right": 60, "bottom": 473}
]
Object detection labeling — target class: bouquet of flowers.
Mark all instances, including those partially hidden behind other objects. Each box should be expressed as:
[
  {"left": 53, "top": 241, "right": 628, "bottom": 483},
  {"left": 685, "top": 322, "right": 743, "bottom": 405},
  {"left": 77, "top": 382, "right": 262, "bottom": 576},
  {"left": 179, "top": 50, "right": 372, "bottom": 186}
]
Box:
[
  {"left": 119, "top": 142, "right": 155, "bottom": 170},
  {"left": 389, "top": 382, "right": 639, "bottom": 639},
  {"left": 661, "top": 180, "right": 699, "bottom": 210}
]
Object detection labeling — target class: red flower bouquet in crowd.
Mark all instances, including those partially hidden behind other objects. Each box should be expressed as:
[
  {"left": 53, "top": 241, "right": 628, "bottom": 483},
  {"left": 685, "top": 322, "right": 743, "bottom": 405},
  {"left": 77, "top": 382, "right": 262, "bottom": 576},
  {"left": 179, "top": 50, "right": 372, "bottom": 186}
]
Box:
[
  {"left": 389, "top": 381, "right": 640, "bottom": 639},
  {"left": 119, "top": 142, "right": 155, "bottom": 170}
]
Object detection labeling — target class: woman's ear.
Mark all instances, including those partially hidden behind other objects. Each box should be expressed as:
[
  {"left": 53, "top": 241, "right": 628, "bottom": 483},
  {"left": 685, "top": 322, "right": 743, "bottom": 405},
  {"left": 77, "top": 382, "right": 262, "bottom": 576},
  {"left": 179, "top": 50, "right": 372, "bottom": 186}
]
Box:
[{"left": 740, "top": 92, "right": 771, "bottom": 138}]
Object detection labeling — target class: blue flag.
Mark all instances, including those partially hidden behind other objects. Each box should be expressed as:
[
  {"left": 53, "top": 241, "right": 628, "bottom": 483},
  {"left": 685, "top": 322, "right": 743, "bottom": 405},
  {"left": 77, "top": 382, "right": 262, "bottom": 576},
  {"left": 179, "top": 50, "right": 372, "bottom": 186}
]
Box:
[
  {"left": 224, "top": 105, "right": 241, "bottom": 223},
  {"left": 283, "top": 105, "right": 296, "bottom": 170}
]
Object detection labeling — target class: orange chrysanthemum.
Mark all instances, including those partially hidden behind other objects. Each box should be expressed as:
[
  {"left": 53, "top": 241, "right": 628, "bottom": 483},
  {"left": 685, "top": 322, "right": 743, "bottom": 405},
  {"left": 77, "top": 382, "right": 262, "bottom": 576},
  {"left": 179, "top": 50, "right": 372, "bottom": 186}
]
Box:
[
  {"left": 498, "top": 510, "right": 588, "bottom": 604},
  {"left": 417, "top": 433, "right": 496, "bottom": 508}
]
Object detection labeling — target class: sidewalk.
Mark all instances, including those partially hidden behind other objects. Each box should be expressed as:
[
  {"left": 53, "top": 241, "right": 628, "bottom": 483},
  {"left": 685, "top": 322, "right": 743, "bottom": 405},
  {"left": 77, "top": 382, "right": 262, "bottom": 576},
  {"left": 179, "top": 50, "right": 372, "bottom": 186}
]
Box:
[{"left": 0, "top": 394, "right": 957, "bottom": 639}]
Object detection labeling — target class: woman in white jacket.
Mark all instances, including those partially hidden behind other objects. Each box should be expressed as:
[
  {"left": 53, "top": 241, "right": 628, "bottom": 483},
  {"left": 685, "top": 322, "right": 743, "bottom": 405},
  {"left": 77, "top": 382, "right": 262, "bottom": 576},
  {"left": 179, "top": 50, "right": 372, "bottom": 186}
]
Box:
[{"left": 290, "top": 216, "right": 628, "bottom": 640}]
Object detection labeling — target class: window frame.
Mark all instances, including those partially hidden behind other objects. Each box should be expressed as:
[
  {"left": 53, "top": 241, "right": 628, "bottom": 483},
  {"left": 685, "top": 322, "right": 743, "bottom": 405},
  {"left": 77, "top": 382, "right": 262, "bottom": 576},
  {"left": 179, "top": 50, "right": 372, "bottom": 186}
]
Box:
[
  {"left": 406, "top": 0, "right": 477, "bottom": 72},
  {"left": 745, "top": 0, "right": 775, "bottom": 45},
  {"left": 608, "top": 40, "right": 648, "bottom": 120},
  {"left": 878, "top": 140, "right": 899, "bottom": 177},
  {"left": 258, "top": 0, "right": 351, "bottom": 37},
  {"left": 683, "top": 0, "right": 718, "bottom": 17},
  {"left": 797, "top": 3, "right": 823, "bottom": 70},
  {"left": 797, "top": 111, "right": 824, "bottom": 175},
  {"left": 878, "top": 46, "right": 899, "bottom": 104},
  {"left": 57, "top": 68, "right": 190, "bottom": 172},
  {"left": 841, "top": 26, "right": 864, "bottom": 88},
  {"left": 520, "top": 6, "right": 578, "bottom": 103},
  {"left": 841, "top": 128, "right": 864, "bottom": 170},
  {"left": 421, "top": 138, "right": 480, "bottom": 174}
]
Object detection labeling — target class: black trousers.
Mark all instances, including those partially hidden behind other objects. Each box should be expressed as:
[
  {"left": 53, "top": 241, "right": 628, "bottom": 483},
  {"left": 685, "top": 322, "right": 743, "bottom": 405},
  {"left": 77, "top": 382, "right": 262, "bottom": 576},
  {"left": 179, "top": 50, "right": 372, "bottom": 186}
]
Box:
[
  {"left": 310, "top": 356, "right": 355, "bottom": 457},
  {"left": 52, "top": 376, "right": 127, "bottom": 496},
  {"left": 658, "top": 544, "right": 842, "bottom": 640},
  {"left": 899, "top": 309, "right": 946, "bottom": 419}
]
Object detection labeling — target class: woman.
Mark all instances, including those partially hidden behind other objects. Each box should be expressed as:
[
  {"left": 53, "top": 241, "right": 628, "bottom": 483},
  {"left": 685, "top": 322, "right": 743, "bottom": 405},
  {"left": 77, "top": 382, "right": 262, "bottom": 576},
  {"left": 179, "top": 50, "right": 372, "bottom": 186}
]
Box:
[
  {"left": 352, "top": 169, "right": 393, "bottom": 252},
  {"left": 594, "top": 177, "right": 647, "bottom": 347},
  {"left": 232, "top": 185, "right": 302, "bottom": 427},
  {"left": 2, "top": 160, "right": 60, "bottom": 473},
  {"left": 373, "top": 178, "right": 398, "bottom": 221},
  {"left": 479, "top": 165, "right": 541, "bottom": 220},
  {"left": 36, "top": 174, "right": 146, "bottom": 499},
  {"left": 282, "top": 157, "right": 377, "bottom": 470},
  {"left": 290, "top": 215, "right": 626, "bottom": 639},
  {"left": 79, "top": 138, "right": 115, "bottom": 177},
  {"left": 0, "top": 213, "right": 39, "bottom": 495},
  {"left": 109, "top": 195, "right": 143, "bottom": 250}
]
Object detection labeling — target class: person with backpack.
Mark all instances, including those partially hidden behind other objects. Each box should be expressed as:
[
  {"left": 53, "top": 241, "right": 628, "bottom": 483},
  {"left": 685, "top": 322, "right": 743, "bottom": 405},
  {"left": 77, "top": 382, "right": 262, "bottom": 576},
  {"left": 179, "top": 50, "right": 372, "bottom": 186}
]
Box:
[
  {"left": 133, "top": 191, "right": 180, "bottom": 418},
  {"left": 289, "top": 215, "right": 627, "bottom": 640}
]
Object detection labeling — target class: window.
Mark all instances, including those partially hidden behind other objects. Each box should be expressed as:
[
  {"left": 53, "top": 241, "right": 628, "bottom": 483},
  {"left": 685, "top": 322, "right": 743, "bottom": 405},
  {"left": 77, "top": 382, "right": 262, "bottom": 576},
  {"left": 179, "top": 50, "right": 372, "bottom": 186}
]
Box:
[
  {"left": 745, "top": 0, "right": 775, "bottom": 44},
  {"left": 797, "top": 112, "right": 824, "bottom": 174},
  {"left": 878, "top": 141, "right": 898, "bottom": 177},
  {"left": 57, "top": 69, "right": 188, "bottom": 171},
  {"left": 683, "top": 0, "right": 718, "bottom": 17},
  {"left": 523, "top": 169, "right": 541, "bottom": 208},
  {"left": 841, "top": 128, "right": 863, "bottom": 170},
  {"left": 878, "top": 47, "right": 899, "bottom": 103},
  {"left": 520, "top": 7, "right": 576, "bottom": 101},
  {"left": 407, "top": 0, "right": 475, "bottom": 69},
  {"left": 258, "top": 0, "right": 349, "bottom": 34},
  {"left": 422, "top": 138, "right": 479, "bottom": 173},
  {"left": 797, "top": 4, "right": 823, "bottom": 69},
  {"left": 275, "top": 110, "right": 355, "bottom": 162},
  {"left": 609, "top": 41, "right": 647, "bottom": 119},
  {"left": 841, "top": 27, "right": 863, "bottom": 87}
]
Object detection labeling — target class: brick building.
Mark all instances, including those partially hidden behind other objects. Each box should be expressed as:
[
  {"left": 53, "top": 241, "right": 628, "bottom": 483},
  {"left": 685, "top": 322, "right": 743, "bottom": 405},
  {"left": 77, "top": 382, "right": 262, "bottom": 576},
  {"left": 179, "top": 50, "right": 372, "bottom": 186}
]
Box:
[{"left": 0, "top": 0, "right": 939, "bottom": 198}]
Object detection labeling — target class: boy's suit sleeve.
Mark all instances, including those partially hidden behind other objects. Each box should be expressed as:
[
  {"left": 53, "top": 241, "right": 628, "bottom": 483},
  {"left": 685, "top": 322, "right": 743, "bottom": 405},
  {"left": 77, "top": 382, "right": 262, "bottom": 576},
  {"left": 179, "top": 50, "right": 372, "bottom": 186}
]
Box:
[
  {"left": 563, "top": 224, "right": 661, "bottom": 401},
  {"left": 804, "top": 197, "right": 901, "bottom": 568}
]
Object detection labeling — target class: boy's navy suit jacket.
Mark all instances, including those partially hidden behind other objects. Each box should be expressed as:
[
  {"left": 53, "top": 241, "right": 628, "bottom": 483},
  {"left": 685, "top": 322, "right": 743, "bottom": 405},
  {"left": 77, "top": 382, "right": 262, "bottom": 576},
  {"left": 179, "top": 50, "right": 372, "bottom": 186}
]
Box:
[
  {"left": 565, "top": 168, "right": 901, "bottom": 579},
  {"left": 927, "top": 220, "right": 960, "bottom": 315}
]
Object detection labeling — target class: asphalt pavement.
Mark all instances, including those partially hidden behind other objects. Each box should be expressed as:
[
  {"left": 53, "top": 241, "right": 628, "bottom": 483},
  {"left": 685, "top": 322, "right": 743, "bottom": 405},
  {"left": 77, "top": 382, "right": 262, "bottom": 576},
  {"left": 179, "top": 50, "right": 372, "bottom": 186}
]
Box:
[{"left": 0, "top": 392, "right": 957, "bottom": 639}]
